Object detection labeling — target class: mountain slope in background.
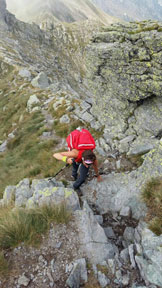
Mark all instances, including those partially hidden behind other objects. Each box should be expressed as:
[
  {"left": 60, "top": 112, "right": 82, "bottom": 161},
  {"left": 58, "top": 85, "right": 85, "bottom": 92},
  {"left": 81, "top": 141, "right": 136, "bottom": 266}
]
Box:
[
  {"left": 6, "top": 0, "right": 118, "bottom": 25},
  {"left": 92, "top": 0, "right": 162, "bottom": 21}
]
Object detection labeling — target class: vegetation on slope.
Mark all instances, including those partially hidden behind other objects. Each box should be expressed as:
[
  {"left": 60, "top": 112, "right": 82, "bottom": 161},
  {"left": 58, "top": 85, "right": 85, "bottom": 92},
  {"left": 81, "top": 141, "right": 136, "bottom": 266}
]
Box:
[
  {"left": 0, "top": 63, "right": 64, "bottom": 197},
  {"left": 0, "top": 204, "right": 71, "bottom": 249},
  {"left": 142, "top": 177, "right": 162, "bottom": 235},
  {"left": 0, "top": 204, "right": 71, "bottom": 276}
]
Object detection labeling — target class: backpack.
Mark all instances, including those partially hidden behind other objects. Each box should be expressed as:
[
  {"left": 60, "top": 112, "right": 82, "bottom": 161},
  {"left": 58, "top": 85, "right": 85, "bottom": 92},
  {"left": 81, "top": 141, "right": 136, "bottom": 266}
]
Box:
[{"left": 66, "top": 129, "right": 96, "bottom": 151}]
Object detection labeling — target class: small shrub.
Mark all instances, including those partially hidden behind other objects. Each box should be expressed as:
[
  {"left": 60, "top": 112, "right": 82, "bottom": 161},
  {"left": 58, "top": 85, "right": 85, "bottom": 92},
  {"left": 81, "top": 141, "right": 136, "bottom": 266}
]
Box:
[
  {"left": 141, "top": 177, "right": 162, "bottom": 235},
  {"left": 149, "top": 217, "right": 162, "bottom": 236}
]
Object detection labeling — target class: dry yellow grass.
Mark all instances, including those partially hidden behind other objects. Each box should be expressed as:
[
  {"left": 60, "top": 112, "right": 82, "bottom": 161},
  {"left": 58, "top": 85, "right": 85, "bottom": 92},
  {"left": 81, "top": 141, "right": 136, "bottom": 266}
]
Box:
[{"left": 142, "top": 177, "right": 162, "bottom": 235}]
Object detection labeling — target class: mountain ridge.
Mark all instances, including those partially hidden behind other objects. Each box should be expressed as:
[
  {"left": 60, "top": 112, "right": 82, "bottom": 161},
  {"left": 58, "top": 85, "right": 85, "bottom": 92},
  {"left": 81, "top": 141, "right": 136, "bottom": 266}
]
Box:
[
  {"left": 92, "top": 0, "right": 162, "bottom": 21},
  {"left": 6, "top": 0, "right": 118, "bottom": 26}
]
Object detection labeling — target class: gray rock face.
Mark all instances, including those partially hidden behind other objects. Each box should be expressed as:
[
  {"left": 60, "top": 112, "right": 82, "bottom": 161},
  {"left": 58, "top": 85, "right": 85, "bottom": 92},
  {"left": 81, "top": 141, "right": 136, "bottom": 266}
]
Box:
[
  {"left": 27, "top": 179, "right": 80, "bottom": 211},
  {"left": 0, "top": 0, "right": 6, "bottom": 20},
  {"left": 0, "top": 0, "right": 17, "bottom": 30},
  {"left": 84, "top": 142, "right": 162, "bottom": 220},
  {"left": 85, "top": 21, "right": 162, "bottom": 151},
  {"left": 84, "top": 173, "right": 146, "bottom": 220},
  {"left": 120, "top": 206, "right": 131, "bottom": 217},
  {"left": 128, "top": 142, "right": 154, "bottom": 156},
  {"left": 135, "top": 228, "right": 162, "bottom": 287},
  {"left": 15, "top": 178, "right": 33, "bottom": 207},
  {"left": 0, "top": 0, "right": 6, "bottom": 11},
  {"left": 66, "top": 258, "right": 87, "bottom": 287},
  {"left": 2, "top": 178, "right": 80, "bottom": 212},
  {"left": 74, "top": 201, "right": 116, "bottom": 264}
]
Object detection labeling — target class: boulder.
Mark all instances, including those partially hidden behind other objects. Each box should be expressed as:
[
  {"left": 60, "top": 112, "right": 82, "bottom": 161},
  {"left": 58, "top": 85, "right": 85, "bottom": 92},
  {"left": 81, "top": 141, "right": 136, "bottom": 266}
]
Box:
[
  {"left": 0, "top": 140, "right": 8, "bottom": 152},
  {"left": 15, "top": 178, "right": 33, "bottom": 207},
  {"left": 31, "top": 72, "right": 49, "bottom": 89},
  {"left": 26, "top": 179, "right": 80, "bottom": 211},
  {"left": 27, "top": 94, "right": 40, "bottom": 113},
  {"left": 60, "top": 114, "right": 70, "bottom": 123},
  {"left": 18, "top": 68, "right": 31, "bottom": 79},
  {"left": 17, "top": 275, "right": 30, "bottom": 287}
]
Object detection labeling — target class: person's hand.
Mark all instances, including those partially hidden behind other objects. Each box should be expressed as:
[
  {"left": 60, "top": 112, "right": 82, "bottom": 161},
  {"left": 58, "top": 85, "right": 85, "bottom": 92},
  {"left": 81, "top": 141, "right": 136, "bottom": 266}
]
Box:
[
  {"left": 97, "top": 175, "right": 103, "bottom": 182},
  {"left": 67, "top": 157, "right": 74, "bottom": 165}
]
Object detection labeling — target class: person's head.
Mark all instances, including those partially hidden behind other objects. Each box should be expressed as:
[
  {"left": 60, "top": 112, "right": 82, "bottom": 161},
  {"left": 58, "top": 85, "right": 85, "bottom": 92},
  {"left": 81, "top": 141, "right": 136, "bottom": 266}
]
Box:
[{"left": 82, "top": 150, "right": 96, "bottom": 167}]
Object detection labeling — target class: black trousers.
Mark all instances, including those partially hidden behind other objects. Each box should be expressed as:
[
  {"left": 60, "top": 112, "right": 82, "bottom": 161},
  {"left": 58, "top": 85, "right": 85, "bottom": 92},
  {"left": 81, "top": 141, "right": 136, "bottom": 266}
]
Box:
[{"left": 72, "top": 161, "right": 89, "bottom": 189}]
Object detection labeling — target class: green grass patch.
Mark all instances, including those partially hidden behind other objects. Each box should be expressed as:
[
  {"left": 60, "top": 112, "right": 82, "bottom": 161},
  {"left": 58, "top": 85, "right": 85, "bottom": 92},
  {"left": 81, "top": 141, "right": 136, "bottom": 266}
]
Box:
[
  {"left": 141, "top": 177, "right": 162, "bottom": 235},
  {"left": 0, "top": 75, "right": 65, "bottom": 197},
  {"left": 53, "top": 119, "right": 84, "bottom": 138},
  {"left": 49, "top": 99, "right": 67, "bottom": 119},
  {"left": 0, "top": 251, "right": 8, "bottom": 277},
  {"left": 0, "top": 204, "right": 71, "bottom": 249}
]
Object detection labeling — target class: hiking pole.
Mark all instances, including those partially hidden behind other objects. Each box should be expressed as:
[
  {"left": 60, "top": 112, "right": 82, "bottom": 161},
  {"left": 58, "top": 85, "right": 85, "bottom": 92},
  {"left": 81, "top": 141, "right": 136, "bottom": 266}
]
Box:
[{"left": 48, "top": 163, "right": 69, "bottom": 181}]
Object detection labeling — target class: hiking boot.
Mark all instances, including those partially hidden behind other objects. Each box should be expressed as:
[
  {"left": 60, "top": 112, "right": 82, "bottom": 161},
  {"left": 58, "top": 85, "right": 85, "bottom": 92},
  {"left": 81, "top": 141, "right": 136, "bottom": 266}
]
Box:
[
  {"left": 71, "top": 175, "right": 77, "bottom": 181},
  {"left": 73, "top": 187, "right": 83, "bottom": 196}
]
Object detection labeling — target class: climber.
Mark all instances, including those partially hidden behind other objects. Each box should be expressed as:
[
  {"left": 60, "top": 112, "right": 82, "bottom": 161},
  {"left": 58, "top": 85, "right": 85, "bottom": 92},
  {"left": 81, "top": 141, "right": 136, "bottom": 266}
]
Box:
[{"left": 53, "top": 129, "right": 102, "bottom": 192}]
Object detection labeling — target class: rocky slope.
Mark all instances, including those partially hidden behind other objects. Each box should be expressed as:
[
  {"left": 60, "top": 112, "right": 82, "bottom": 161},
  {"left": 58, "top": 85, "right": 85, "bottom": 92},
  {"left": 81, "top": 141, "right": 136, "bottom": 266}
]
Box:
[
  {"left": 0, "top": 0, "right": 162, "bottom": 287},
  {"left": 92, "top": 0, "right": 162, "bottom": 21}
]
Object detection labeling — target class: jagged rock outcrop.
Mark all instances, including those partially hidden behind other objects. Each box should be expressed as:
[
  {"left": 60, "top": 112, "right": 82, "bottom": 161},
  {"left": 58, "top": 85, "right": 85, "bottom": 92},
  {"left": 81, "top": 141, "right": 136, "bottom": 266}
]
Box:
[
  {"left": 84, "top": 21, "right": 162, "bottom": 154},
  {"left": 0, "top": 0, "right": 6, "bottom": 16},
  {"left": 74, "top": 201, "right": 117, "bottom": 265},
  {"left": 1, "top": 178, "right": 80, "bottom": 211},
  {"left": 0, "top": 0, "right": 8, "bottom": 28}
]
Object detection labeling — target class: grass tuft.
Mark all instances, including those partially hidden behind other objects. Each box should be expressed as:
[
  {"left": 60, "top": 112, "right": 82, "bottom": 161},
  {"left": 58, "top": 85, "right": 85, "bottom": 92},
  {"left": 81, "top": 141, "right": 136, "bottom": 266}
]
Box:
[
  {"left": 0, "top": 251, "right": 8, "bottom": 277},
  {"left": 0, "top": 204, "right": 71, "bottom": 249},
  {"left": 141, "top": 177, "right": 162, "bottom": 235}
]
